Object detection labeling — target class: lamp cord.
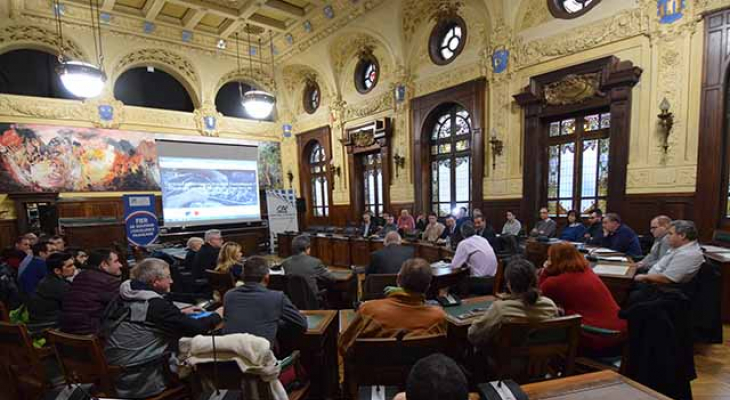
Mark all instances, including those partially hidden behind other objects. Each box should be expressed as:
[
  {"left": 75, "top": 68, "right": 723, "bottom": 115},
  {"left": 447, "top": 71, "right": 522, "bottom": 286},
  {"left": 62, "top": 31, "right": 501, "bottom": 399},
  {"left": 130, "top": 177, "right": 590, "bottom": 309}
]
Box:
[
  {"left": 53, "top": 0, "right": 65, "bottom": 62},
  {"left": 246, "top": 25, "right": 254, "bottom": 89},
  {"left": 269, "top": 30, "right": 277, "bottom": 94},
  {"left": 236, "top": 32, "right": 243, "bottom": 100}
]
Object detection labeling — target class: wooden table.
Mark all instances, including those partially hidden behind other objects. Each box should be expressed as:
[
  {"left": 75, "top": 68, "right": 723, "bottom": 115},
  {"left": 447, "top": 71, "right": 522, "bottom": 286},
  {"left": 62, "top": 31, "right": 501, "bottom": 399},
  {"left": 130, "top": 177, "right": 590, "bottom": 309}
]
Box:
[
  {"left": 701, "top": 251, "right": 730, "bottom": 323},
  {"left": 521, "top": 370, "right": 672, "bottom": 399},
  {"left": 301, "top": 310, "right": 339, "bottom": 399},
  {"left": 443, "top": 295, "right": 496, "bottom": 360}
]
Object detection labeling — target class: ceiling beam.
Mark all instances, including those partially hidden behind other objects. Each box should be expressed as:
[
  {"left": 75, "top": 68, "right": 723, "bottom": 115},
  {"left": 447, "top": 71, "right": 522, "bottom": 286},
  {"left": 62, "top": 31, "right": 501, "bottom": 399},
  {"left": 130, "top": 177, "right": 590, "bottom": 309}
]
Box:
[
  {"left": 183, "top": 8, "right": 206, "bottom": 29},
  {"left": 167, "top": 0, "right": 238, "bottom": 18},
  {"left": 219, "top": 19, "right": 244, "bottom": 39},
  {"left": 238, "top": 0, "right": 261, "bottom": 19},
  {"left": 247, "top": 13, "right": 287, "bottom": 32},
  {"left": 263, "top": 0, "right": 305, "bottom": 17},
  {"left": 101, "top": 0, "right": 116, "bottom": 11},
  {"left": 143, "top": 0, "right": 166, "bottom": 20}
]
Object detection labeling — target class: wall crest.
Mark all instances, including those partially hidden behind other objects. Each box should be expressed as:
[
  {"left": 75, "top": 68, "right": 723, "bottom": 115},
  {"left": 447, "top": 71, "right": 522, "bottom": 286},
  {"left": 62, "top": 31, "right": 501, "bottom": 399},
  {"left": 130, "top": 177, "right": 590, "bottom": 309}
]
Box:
[{"left": 543, "top": 73, "right": 603, "bottom": 105}]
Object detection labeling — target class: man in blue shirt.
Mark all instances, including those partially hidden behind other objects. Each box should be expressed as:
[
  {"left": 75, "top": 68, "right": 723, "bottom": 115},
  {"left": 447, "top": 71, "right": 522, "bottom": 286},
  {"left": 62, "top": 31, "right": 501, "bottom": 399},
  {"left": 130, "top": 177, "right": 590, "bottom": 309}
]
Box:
[
  {"left": 18, "top": 241, "right": 54, "bottom": 294},
  {"left": 601, "top": 213, "right": 642, "bottom": 258}
]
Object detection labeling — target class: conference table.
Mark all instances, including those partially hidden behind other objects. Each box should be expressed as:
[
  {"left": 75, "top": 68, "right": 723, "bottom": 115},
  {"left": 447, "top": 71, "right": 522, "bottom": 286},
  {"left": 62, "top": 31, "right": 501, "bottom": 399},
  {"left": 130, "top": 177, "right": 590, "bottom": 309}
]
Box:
[{"left": 521, "top": 370, "right": 672, "bottom": 399}]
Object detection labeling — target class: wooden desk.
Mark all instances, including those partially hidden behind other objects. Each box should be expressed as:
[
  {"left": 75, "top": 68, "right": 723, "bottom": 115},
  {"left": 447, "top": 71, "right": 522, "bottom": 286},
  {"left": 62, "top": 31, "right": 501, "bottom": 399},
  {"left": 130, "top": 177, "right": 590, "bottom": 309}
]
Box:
[
  {"left": 702, "top": 251, "right": 730, "bottom": 323},
  {"left": 521, "top": 370, "right": 671, "bottom": 399},
  {"left": 301, "top": 310, "right": 339, "bottom": 399},
  {"left": 443, "top": 296, "right": 496, "bottom": 360}
]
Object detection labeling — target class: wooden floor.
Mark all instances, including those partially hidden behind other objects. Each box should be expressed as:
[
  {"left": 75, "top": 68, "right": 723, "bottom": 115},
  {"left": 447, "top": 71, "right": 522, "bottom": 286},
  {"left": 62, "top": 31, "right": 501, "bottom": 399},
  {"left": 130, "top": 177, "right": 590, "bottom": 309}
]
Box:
[{"left": 693, "top": 325, "right": 730, "bottom": 399}]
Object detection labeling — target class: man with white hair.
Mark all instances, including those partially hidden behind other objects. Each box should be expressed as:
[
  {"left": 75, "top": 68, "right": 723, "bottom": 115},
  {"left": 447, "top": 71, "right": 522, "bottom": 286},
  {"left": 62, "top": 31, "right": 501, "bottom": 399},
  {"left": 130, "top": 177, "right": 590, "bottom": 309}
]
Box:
[
  {"left": 184, "top": 236, "right": 204, "bottom": 271},
  {"left": 104, "top": 258, "right": 223, "bottom": 398},
  {"left": 192, "top": 229, "right": 224, "bottom": 279},
  {"left": 366, "top": 231, "right": 415, "bottom": 275}
]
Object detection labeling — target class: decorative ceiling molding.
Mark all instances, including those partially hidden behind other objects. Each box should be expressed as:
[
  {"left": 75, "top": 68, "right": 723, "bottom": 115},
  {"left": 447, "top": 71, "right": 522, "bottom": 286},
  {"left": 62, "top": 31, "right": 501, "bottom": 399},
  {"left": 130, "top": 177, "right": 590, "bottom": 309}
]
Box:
[
  {"left": 0, "top": 24, "right": 86, "bottom": 61},
  {"left": 215, "top": 68, "right": 276, "bottom": 94}
]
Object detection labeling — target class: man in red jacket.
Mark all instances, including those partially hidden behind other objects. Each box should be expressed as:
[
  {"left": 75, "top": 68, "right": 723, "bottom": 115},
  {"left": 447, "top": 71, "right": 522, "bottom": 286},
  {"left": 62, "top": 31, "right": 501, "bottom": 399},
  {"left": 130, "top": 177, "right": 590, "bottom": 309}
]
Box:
[{"left": 60, "top": 249, "right": 123, "bottom": 335}]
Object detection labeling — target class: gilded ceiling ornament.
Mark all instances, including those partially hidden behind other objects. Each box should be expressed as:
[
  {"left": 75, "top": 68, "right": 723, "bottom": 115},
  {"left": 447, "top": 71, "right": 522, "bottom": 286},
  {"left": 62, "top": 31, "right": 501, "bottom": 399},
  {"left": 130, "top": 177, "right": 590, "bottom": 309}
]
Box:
[
  {"left": 429, "top": 0, "right": 464, "bottom": 22},
  {"left": 543, "top": 73, "right": 603, "bottom": 106}
]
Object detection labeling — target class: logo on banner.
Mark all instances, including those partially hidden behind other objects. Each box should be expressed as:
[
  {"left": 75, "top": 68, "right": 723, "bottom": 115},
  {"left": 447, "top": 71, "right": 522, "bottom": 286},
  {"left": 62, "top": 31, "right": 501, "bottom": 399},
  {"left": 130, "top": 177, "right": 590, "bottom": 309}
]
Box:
[{"left": 123, "top": 195, "right": 159, "bottom": 247}]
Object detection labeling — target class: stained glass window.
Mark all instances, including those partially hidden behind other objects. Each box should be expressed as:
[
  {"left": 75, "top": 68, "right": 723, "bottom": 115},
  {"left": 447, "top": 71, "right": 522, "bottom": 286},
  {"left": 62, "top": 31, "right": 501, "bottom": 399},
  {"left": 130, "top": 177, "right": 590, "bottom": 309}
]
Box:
[
  {"left": 561, "top": 0, "right": 594, "bottom": 13},
  {"left": 303, "top": 81, "right": 320, "bottom": 114},
  {"left": 430, "top": 104, "right": 472, "bottom": 216},
  {"left": 429, "top": 16, "right": 467, "bottom": 65},
  {"left": 362, "top": 153, "right": 384, "bottom": 216},
  {"left": 355, "top": 57, "right": 379, "bottom": 94},
  {"left": 308, "top": 142, "right": 329, "bottom": 217},
  {"left": 546, "top": 112, "right": 610, "bottom": 217}
]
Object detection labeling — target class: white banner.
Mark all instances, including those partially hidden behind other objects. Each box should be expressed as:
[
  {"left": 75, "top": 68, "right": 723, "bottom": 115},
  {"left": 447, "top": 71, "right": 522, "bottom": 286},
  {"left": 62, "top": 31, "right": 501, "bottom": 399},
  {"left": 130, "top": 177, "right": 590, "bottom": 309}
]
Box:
[{"left": 266, "top": 189, "right": 299, "bottom": 253}]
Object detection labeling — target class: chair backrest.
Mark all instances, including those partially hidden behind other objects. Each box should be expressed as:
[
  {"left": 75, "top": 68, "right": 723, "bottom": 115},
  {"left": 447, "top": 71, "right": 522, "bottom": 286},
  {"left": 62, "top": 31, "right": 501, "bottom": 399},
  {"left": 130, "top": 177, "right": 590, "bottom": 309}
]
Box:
[
  {"left": 493, "top": 260, "right": 505, "bottom": 295},
  {"left": 491, "top": 315, "right": 582, "bottom": 384},
  {"left": 362, "top": 274, "right": 398, "bottom": 301},
  {"left": 0, "top": 321, "right": 47, "bottom": 398},
  {"left": 285, "top": 274, "right": 320, "bottom": 310},
  {"left": 46, "top": 329, "right": 116, "bottom": 395},
  {"left": 349, "top": 333, "right": 447, "bottom": 396},
  {"left": 0, "top": 302, "right": 8, "bottom": 322},
  {"left": 205, "top": 269, "right": 236, "bottom": 299}
]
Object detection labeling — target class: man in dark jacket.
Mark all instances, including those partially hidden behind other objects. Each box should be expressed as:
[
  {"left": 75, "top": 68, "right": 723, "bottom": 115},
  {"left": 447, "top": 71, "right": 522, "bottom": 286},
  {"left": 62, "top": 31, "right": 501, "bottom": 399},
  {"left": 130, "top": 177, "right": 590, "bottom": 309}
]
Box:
[
  {"left": 474, "top": 215, "right": 500, "bottom": 251},
  {"left": 28, "top": 252, "right": 75, "bottom": 324},
  {"left": 192, "top": 229, "right": 223, "bottom": 279},
  {"left": 366, "top": 232, "right": 415, "bottom": 275},
  {"left": 183, "top": 237, "right": 204, "bottom": 271},
  {"left": 223, "top": 256, "right": 306, "bottom": 347},
  {"left": 601, "top": 213, "right": 642, "bottom": 258},
  {"left": 281, "top": 235, "right": 337, "bottom": 297},
  {"left": 18, "top": 241, "right": 53, "bottom": 295},
  {"left": 584, "top": 209, "right": 604, "bottom": 245},
  {"left": 60, "top": 249, "right": 122, "bottom": 335},
  {"left": 104, "top": 258, "right": 222, "bottom": 398}
]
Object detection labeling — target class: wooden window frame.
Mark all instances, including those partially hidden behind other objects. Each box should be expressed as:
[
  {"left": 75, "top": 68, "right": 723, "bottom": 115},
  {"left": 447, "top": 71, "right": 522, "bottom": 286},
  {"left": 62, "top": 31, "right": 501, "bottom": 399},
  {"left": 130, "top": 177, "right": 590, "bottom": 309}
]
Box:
[{"left": 429, "top": 15, "right": 467, "bottom": 66}]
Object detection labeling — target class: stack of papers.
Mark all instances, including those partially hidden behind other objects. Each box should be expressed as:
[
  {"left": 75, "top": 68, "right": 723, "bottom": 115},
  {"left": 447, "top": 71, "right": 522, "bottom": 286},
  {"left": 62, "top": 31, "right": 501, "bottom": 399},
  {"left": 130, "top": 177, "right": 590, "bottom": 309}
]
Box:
[
  {"left": 596, "top": 256, "right": 629, "bottom": 262},
  {"left": 702, "top": 245, "right": 730, "bottom": 253},
  {"left": 593, "top": 264, "right": 630, "bottom": 276},
  {"left": 591, "top": 248, "right": 619, "bottom": 254}
]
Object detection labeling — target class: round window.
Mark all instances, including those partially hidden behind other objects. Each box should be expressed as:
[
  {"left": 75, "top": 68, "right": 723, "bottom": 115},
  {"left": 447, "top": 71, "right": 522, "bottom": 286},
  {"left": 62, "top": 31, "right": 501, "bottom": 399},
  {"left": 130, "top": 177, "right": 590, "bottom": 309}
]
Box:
[
  {"left": 548, "top": 0, "right": 601, "bottom": 19},
  {"left": 303, "top": 81, "right": 320, "bottom": 114},
  {"left": 429, "top": 16, "right": 467, "bottom": 65},
  {"left": 354, "top": 57, "right": 379, "bottom": 94}
]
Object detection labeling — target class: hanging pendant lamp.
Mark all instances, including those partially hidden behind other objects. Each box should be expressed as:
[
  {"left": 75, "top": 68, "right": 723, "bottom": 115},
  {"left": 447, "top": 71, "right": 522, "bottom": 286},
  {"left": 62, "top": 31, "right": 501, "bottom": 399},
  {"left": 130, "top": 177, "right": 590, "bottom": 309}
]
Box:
[{"left": 238, "top": 25, "right": 276, "bottom": 120}]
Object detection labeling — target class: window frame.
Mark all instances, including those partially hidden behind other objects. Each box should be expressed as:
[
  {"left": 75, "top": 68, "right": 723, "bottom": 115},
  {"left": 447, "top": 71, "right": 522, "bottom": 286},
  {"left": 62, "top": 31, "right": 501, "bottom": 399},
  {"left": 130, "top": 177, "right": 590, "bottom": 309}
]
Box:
[
  {"left": 361, "top": 152, "right": 384, "bottom": 216},
  {"left": 302, "top": 80, "right": 320, "bottom": 114},
  {"left": 354, "top": 56, "right": 379, "bottom": 94},
  {"left": 308, "top": 142, "right": 329, "bottom": 217},
  {"left": 429, "top": 15, "right": 468, "bottom": 66},
  {"left": 548, "top": 0, "right": 601, "bottom": 19}
]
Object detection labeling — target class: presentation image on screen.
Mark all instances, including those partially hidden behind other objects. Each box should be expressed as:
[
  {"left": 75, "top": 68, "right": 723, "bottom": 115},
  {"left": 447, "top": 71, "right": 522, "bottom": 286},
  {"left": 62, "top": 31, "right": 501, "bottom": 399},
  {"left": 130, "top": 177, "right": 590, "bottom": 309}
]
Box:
[{"left": 157, "top": 140, "right": 261, "bottom": 227}]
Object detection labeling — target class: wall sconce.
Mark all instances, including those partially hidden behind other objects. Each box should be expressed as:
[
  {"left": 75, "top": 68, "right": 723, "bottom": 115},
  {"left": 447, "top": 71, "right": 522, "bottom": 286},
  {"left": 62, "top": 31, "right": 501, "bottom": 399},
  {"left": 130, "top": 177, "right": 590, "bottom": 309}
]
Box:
[
  {"left": 393, "top": 152, "right": 406, "bottom": 177},
  {"left": 657, "top": 97, "right": 674, "bottom": 154},
  {"left": 287, "top": 170, "right": 294, "bottom": 188},
  {"left": 332, "top": 165, "right": 342, "bottom": 178},
  {"left": 489, "top": 128, "right": 504, "bottom": 170}
]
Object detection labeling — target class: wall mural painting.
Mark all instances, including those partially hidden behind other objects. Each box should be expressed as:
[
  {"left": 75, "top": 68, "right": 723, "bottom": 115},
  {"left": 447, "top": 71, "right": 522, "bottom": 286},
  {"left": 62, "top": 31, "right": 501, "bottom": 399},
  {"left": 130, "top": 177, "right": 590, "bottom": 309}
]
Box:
[
  {"left": 0, "top": 123, "right": 160, "bottom": 192},
  {"left": 258, "top": 141, "right": 283, "bottom": 189}
]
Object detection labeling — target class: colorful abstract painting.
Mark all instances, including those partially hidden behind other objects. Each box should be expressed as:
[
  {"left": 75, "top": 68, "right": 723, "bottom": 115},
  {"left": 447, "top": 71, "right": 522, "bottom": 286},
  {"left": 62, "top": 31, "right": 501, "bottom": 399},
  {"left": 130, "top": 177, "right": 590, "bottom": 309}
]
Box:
[
  {"left": 258, "top": 141, "right": 283, "bottom": 189},
  {"left": 0, "top": 123, "right": 160, "bottom": 192}
]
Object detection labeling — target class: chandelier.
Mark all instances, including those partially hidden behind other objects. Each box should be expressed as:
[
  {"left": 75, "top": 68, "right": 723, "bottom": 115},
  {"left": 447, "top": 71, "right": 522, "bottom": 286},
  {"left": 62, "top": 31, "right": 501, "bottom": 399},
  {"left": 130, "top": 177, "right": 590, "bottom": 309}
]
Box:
[
  {"left": 54, "top": 0, "right": 107, "bottom": 98},
  {"left": 236, "top": 26, "right": 276, "bottom": 120}
]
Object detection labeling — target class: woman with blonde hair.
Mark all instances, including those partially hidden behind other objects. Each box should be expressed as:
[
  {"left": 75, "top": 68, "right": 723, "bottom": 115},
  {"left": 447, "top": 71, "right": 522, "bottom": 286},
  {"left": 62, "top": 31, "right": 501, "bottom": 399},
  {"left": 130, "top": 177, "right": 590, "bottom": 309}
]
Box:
[
  {"left": 539, "top": 242, "right": 626, "bottom": 355},
  {"left": 215, "top": 242, "right": 244, "bottom": 279}
]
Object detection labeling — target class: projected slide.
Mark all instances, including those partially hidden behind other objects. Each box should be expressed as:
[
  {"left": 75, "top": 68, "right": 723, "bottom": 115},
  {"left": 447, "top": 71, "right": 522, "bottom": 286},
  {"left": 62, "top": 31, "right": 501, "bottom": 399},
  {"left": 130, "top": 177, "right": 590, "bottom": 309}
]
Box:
[{"left": 158, "top": 156, "right": 260, "bottom": 226}]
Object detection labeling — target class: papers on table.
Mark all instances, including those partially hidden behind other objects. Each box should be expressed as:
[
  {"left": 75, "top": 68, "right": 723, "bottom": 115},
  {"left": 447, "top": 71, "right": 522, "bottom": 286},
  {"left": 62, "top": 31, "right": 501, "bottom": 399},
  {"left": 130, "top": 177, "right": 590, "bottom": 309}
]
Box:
[
  {"left": 590, "top": 247, "right": 620, "bottom": 254},
  {"left": 593, "top": 264, "right": 630, "bottom": 276},
  {"left": 596, "top": 256, "right": 629, "bottom": 262},
  {"left": 431, "top": 260, "right": 451, "bottom": 269},
  {"left": 701, "top": 245, "right": 730, "bottom": 253}
]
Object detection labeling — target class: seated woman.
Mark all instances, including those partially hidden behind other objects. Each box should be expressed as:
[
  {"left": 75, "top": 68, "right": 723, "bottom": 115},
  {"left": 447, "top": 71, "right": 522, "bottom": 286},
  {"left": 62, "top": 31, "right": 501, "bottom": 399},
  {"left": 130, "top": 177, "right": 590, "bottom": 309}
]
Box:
[
  {"left": 215, "top": 242, "right": 244, "bottom": 279},
  {"left": 467, "top": 259, "right": 558, "bottom": 348},
  {"left": 559, "top": 210, "right": 587, "bottom": 242},
  {"left": 539, "top": 243, "right": 627, "bottom": 356}
]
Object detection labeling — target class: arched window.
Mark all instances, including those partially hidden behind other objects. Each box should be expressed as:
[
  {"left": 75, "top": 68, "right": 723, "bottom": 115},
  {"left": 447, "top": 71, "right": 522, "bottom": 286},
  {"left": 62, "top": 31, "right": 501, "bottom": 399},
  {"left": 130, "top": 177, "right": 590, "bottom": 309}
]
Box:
[
  {"left": 114, "top": 67, "right": 194, "bottom": 112},
  {"left": 0, "top": 49, "right": 79, "bottom": 100},
  {"left": 430, "top": 104, "right": 472, "bottom": 216},
  {"left": 548, "top": 0, "right": 601, "bottom": 18},
  {"left": 309, "top": 142, "right": 329, "bottom": 217},
  {"left": 355, "top": 57, "right": 379, "bottom": 94},
  {"left": 303, "top": 80, "right": 320, "bottom": 114},
  {"left": 429, "top": 16, "right": 467, "bottom": 65}
]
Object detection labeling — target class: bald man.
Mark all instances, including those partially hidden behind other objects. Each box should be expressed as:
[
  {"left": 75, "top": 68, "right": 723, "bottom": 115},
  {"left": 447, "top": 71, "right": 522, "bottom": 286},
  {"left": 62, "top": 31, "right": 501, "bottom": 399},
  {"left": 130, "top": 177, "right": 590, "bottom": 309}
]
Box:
[
  {"left": 366, "top": 231, "right": 415, "bottom": 275},
  {"left": 637, "top": 215, "right": 672, "bottom": 270}
]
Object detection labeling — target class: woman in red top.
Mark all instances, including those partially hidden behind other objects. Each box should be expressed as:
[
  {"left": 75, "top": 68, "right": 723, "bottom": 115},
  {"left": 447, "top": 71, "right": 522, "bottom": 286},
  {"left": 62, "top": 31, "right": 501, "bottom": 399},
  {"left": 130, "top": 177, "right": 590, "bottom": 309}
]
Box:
[{"left": 538, "top": 243, "right": 627, "bottom": 356}]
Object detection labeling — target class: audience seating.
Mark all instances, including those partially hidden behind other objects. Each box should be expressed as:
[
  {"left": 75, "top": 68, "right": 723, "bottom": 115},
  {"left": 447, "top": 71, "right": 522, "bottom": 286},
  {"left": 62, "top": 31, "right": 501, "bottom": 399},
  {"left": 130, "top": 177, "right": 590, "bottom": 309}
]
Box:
[
  {"left": 0, "top": 322, "right": 53, "bottom": 400},
  {"left": 205, "top": 269, "right": 236, "bottom": 301},
  {"left": 285, "top": 274, "right": 321, "bottom": 310},
  {"left": 46, "top": 330, "right": 187, "bottom": 400},
  {"left": 683, "top": 261, "right": 723, "bottom": 343},
  {"left": 361, "top": 274, "right": 398, "bottom": 301},
  {"left": 191, "top": 350, "right": 309, "bottom": 400},
  {"left": 345, "top": 332, "right": 447, "bottom": 400},
  {"left": 486, "top": 315, "right": 582, "bottom": 384}
]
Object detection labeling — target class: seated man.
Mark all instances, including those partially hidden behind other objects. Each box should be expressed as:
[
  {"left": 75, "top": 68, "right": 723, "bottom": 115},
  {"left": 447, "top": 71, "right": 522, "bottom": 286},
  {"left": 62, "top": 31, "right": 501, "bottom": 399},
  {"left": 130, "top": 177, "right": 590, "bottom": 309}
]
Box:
[
  {"left": 28, "top": 252, "right": 75, "bottom": 325},
  {"left": 584, "top": 209, "right": 604, "bottom": 245},
  {"left": 635, "top": 220, "right": 704, "bottom": 285},
  {"left": 474, "top": 215, "right": 499, "bottom": 251},
  {"left": 636, "top": 215, "right": 672, "bottom": 271},
  {"left": 393, "top": 353, "right": 470, "bottom": 400},
  {"left": 60, "top": 249, "right": 123, "bottom": 335},
  {"left": 359, "top": 211, "right": 379, "bottom": 237},
  {"left": 192, "top": 229, "right": 223, "bottom": 280},
  {"left": 379, "top": 213, "right": 399, "bottom": 237},
  {"left": 104, "top": 258, "right": 222, "bottom": 398},
  {"left": 440, "top": 216, "right": 461, "bottom": 246},
  {"left": 530, "top": 207, "right": 557, "bottom": 238},
  {"left": 339, "top": 258, "right": 446, "bottom": 356},
  {"left": 223, "top": 256, "right": 307, "bottom": 347},
  {"left": 184, "top": 236, "right": 204, "bottom": 271},
  {"left": 452, "top": 222, "right": 498, "bottom": 295},
  {"left": 18, "top": 241, "right": 54, "bottom": 295},
  {"left": 421, "top": 213, "right": 445, "bottom": 242},
  {"left": 3, "top": 236, "right": 32, "bottom": 270},
  {"left": 501, "top": 210, "right": 522, "bottom": 236},
  {"left": 367, "top": 231, "right": 415, "bottom": 275},
  {"left": 281, "top": 235, "right": 337, "bottom": 298},
  {"left": 49, "top": 235, "right": 66, "bottom": 252},
  {"left": 601, "top": 213, "right": 642, "bottom": 258}
]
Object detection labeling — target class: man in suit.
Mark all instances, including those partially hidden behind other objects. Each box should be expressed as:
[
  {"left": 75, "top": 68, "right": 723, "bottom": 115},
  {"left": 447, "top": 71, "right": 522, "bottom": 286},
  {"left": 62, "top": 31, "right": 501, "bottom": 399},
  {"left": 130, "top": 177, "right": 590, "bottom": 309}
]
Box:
[
  {"left": 367, "top": 231, "right": 415, "bottom": 275},
  {"left": 601, "top": 213, "right": 642, "bottom": 258},
  {"left": 359, "top": 211, "right": 378, "bottom": 237},
  {"left": 191, "top": 229, "right": 223, "bottom": 279},
  {"left": 474, "top": 215, "right": 499, "bottom": 251},
  {"left": 281, "top": 235, "right": 337, "bottom": 298},
  {"left": 379, "top": 213, "right": 399, "bottom": 237},
  {"left": 440, "top": 216, "right": 461, "bottom": 246},
  {"left": 223, "top": 256, "right": 307, "bottom": 347}
]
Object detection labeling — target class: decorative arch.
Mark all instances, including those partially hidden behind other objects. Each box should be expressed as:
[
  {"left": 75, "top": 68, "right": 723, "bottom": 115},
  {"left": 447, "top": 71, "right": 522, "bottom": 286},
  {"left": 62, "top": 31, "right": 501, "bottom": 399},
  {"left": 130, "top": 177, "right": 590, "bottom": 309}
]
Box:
[
  {"left": 214, "top": 68, "right": 274, "bottom": 98},
  {"left": 0, "top": 25, "right": 87, "bottom": 62},
  {"left": 111, "top": 48, "right": 201, "bottom": 107},
  {"left": 328, "top": 31, "right": 398, "bottom": 94},
  {"left": 282, "top": 64, "right": 332, "bottom": 116}
]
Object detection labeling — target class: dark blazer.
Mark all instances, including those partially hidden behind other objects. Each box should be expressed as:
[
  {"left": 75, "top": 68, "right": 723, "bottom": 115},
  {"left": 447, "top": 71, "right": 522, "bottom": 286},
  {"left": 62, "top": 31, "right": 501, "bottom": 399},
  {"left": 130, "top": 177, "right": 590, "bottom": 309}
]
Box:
[
  {"left": 192, "top": 243, "right": 220, "bottom": 279},
  {"left": 60, "top": 268, "right": 121, "bottom": 335},
  {"left": 28, "top": 274, "right": 71, "bottom": 324},
  {"left": 281, "top": 253, "right": 337, "bottom": 297},
  {"left": 440, "top": 225, "right": 462, "bottom": 245},
  {"left": 359, "top": 222, "right": 378, "bottom": 237},
  {"left": 183, "top": 250, "right": 197, "bottom": 271},
  {"left": 366, "top": 244, "right": 415, "bottom": 275},
  {"left": 476, "top": 224, "right": 499, "bottom": 250},
  {"left": 601, "top": 224, "right": 642, "bottom": 258},
  {"left": 223, "top": 282, "right": 307, "bottom": 346},
  {"left": 585, "top": 222, "right": 604, "bottom": 245}
]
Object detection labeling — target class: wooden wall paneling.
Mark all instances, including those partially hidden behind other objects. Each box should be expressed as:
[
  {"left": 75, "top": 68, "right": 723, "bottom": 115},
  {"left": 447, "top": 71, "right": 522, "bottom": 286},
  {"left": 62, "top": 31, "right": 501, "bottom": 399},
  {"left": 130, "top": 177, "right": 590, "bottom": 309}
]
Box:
[
  {"left": 0, "top": 219, "right": 18, "bottom": 250},
  {"left": 331, "top": 236, "right": 351, "bottom": 267},
  {"left": 296, "top": 126, "right": 334, "bottom": 229},
  {"left": 329, "top": 205, "right": 351, "bottom": 227},
  {"left": 278, "top": 233, "right": 294, "bottom": 258},
  {"left": 390, "top": 203, "right": 415, "bottom": 217},
  {"left": 411, "top": 79, "right": 486, "bottom": 215},
  {"left": 696, "top": 8, "right": 730, "bottom": 242},
  {"left": 514, "top": 57, "right": 641, "bottom": 229},
  {"left": 316, "top": 236, "right": 333, "bottom": 266},
  {"left": 480, "top": 198, "right": 522, "bottom": 234},
  {"left": 63, "top": 223, "right": 127, "bottom": 250},
  {"left": 621, "top": 194, "right": 695, "bottom": 235},
  {"left": 350, "top": 237, "right": 371, "bottom": 266}
]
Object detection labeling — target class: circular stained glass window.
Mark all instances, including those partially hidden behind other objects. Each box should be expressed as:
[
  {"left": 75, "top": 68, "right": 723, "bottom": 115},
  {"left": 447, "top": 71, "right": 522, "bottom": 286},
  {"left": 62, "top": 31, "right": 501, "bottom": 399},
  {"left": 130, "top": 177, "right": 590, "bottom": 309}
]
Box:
[{"left": 429, "top": 16, "right": 467, "bottom": 66}]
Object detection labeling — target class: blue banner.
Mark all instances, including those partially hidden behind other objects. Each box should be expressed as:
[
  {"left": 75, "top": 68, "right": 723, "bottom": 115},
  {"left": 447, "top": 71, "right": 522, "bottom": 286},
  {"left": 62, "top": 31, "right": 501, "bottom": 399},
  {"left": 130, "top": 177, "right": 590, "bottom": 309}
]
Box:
[{"left": 123, "top": 194, "right": 160, "bottom": 247}]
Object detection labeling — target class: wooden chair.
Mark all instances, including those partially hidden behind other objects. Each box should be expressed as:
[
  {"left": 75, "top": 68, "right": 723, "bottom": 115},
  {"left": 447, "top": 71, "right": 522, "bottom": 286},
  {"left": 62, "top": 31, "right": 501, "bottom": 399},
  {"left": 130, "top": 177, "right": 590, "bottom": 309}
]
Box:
[
  {"left": 361, "top": 274, "right": 398, "bottom": 301},
  {"left": 488, "top": 315, "right": 582, "bottom": 384},
  {"left": 346, "top": 332, "right": 447, "bottom": 400},
  {"left": 493, "top": 259, "right": 505, "bottom": 296},
  {"left": 205, "top": 269, "right": 236, "bottom": 300},
  {"left": 46, "top": 330, "right": 187, "bottom": 400},
  {"left": 191, "top": 350, "right": 309, "bottom": 400},
  {"left": 0, "top": 322, "right": 51, "bottom": 400}
]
